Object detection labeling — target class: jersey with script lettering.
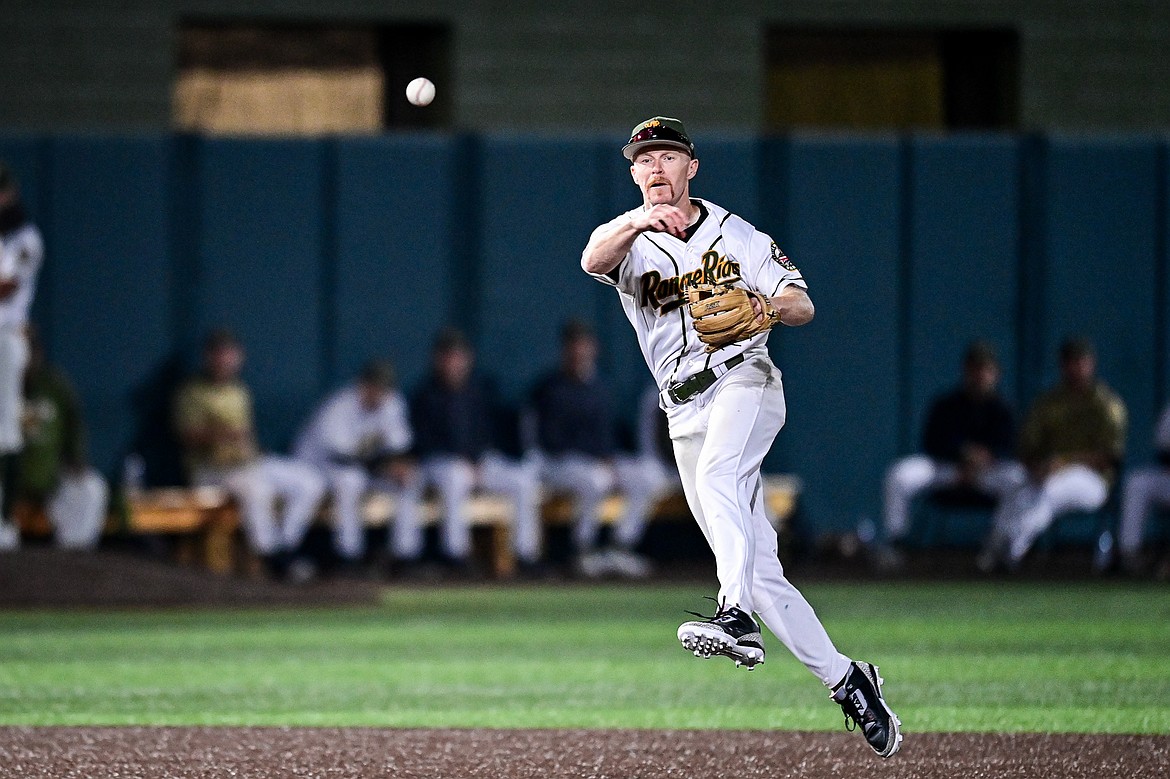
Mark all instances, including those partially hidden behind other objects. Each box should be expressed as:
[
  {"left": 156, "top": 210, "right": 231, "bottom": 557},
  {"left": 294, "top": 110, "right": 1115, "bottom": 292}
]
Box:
[
  {"left": 0, "top": 222, "right": 43, "bottom": 329},
  {"left": 585, "top": 198, "right": 806, "bottom": 393}
]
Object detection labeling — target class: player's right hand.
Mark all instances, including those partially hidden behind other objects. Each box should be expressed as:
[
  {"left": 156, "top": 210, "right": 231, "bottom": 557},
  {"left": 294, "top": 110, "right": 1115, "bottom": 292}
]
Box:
[{"left": 630, "top": 205, "right": 689, "bottom": 238}]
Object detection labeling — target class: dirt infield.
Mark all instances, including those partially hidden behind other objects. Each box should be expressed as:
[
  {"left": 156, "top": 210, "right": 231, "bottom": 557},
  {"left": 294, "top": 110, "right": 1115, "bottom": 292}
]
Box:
[{"left": 0, "top": 727, "right": 1166, "bottom": 779}]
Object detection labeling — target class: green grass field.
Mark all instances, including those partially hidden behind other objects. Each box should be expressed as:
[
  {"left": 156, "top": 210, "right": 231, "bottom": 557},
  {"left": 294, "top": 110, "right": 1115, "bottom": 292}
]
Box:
[{"left": 1, "top": 582, "right": 1168, "bottom": 733}]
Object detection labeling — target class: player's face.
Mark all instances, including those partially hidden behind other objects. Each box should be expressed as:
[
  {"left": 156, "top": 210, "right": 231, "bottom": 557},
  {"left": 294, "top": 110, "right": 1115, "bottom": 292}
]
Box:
[
  {"left": 358, "top": 381, "right": 387, "bottom": 410},
  {"left": 206, "top": 344, "right": 243, "bottom": 382},
  {"left": 564, "top": 336, "right": 598, "bottom": 379},
  {"left": 436, "top": 347, "right": 473, "bottom": 389},
  {"left": 630, "top": 148, "right": 698, "bottom": 208},
  {"left": 1061, "top": 353, "right": 1096, "bottom": 388},
  {"left": 964, "top": 361, "right": 999, "bottom": 396}
]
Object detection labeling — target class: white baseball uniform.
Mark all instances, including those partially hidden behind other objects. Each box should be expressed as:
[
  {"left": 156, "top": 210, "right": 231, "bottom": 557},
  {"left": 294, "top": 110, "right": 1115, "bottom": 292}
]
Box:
[
  {"left": 586, "top": 197, "right": 852, "bottom": 688},
  {"left": 294, "top": 385, "right": 417, "bottom": 560},
  {"left": 1118, "top": 404, "right": 1170, "bottom": 558},
  {"left": 0, "top": 221, "right": 43, "bottom": 456}
]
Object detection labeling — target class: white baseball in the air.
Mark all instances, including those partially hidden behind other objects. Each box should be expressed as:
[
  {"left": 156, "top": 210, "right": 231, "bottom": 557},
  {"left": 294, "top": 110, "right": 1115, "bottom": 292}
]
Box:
[{"left": 406, "top": 77, "right": 436, "bottom": 106}]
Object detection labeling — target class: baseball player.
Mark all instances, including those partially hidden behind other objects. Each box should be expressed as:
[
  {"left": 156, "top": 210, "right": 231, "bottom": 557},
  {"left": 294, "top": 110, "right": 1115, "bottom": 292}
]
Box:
[
  {"left": 875, "top": 341, "right": 1022, "bottom": 569},
  {"left": 529, "top": 320, "right": 671, "bottom": 579},
  {"left": 293, "top": 359, "right": 418, "bottom": 571},
  {"left": 977, "top": 337, "right": 1126, "bottom": 572},
  {"left": 0, "top": 162, "right": 43, "bottom": 551},
  {"left": 176, "top": 329, "right": 328, "bottom": 581},
  {"left": 17, "top": 327, "right": 109, "bottom": 549},
  {"left": 408, "top": 328, "right": 543, "bottom": 576},
  {"left": 581, "top": 117, "right": 901, "bottom": 758},
  {"left": 1117, "top": 400, "right": 1170, "bottom": 575}
]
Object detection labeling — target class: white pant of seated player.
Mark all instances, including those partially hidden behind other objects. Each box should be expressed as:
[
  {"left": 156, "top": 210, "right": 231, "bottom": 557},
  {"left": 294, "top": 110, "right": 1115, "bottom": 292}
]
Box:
[
  {"left": 394, "top": 453, "right": 541, "bottom": 563},
  {"left": 539, "top": 453, "right": 672, "bottom": 553},
  {"left": 1118, "top": 466, "right": 1170, "bottom": 558},
  {"left": 318, "top": 463, "right": 421, "bottom": 561},
  {"left": 194, "top": 456, "right": 327, "bottom": 556},
  {"left": 987, "top": 464, "right": 1109, "bottom": 564},
  {"left": 669, "top": 357, "right": 852, "bottom": 688},
  {"left": 883, "top": 455, "right": 1025, "bottom": 540},
  {"left": 48, "top": 469, "right": 109, "bottom": 549}
]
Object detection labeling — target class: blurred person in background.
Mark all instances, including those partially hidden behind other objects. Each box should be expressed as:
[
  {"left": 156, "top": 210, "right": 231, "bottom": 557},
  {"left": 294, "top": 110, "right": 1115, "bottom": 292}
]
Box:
[
  {"left": 175, "top": 329, "right": 326, "bottom": 582},
  {"left": 872, "top": 342, "right": 1021, "bottom": 570},
  {"left": 0, "top": 161, "right": 44, "bottom": 551},
  {"left": 406, "top": 328, "right": 542, "bottom": 577},
  {"left": 12, "top": 327, "right": 108, "bottom": 549},
  {"left": 1116, "top": 400, "right": 1170, "bottom": 576},
  {"left": 978, "top": 337, "right": 1127, "bottom": 572},
  {"left": 529, "top": 320, "right": 671, "bottom": 579},
  {"left": 294, "top": 358, "right": 416, "bottom": 576}
]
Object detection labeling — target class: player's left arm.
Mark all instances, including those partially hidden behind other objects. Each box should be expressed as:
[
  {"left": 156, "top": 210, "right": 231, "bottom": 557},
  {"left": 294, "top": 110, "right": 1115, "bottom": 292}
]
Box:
[
  {"left": 740, "top": 226, "right": 813, "bottom": 326},
  {"left": 769, "top": 286, "right": 814, "bottom": 326}
]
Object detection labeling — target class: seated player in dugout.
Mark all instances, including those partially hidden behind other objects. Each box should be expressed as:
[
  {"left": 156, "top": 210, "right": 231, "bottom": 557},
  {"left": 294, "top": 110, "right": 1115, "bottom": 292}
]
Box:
[
  {"left": 1117, "top": 397, "right": 1170, "bottom": 577},
  {"left": 405, "top": 327, "right": 543, "bottom": 577},
  {"left": 11, "top": 326, "right": 109, "bottom": 549},
  {"left": 293, "top": 358, "right": 416, "bottom": 576},
  {"left": 175, "top": 329, "right": 327, "bottom": 582},
  {"left": 871, "top": 341, "right": 1023, "bottom": 570},
  {"left": 580, "top": 116, "right": 900, "bottom": 757},
  {"left": 528, "top": 320, "right": 673, "bottom": 579},
  {"left": 977, "top": 336, "right": 1127, "bottom": 573}
]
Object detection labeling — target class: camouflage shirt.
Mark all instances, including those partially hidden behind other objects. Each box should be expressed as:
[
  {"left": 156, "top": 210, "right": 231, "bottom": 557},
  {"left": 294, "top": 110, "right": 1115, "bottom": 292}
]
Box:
[
  {"left": 174, "top": 377, "right": 259, "bottom": 471},
  {"left": 1018, "top": 381, "right": 1127, "bottom": 478}
]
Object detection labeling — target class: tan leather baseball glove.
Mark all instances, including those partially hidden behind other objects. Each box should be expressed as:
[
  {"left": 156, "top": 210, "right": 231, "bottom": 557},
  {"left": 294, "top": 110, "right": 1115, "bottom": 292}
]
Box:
[{"left": 685, "top": 283, "right": 781, "bottom": 352}]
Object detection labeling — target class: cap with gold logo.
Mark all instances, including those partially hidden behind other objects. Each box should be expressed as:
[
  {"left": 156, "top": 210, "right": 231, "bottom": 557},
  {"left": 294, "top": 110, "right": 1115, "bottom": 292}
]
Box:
[{"left": 622, "top": 116, "right": 695, "bottom": 160}]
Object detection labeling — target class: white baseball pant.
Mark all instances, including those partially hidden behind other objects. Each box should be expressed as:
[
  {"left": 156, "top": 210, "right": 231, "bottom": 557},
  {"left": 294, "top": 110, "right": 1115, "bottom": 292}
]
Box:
[
  {"left": 986, "top": 464, "right": 1109, "bottom": 564},
  {"left": 48, "top": 469, "right": 109, "bottom": 549},
  {"left": 668, "top": 357, "right": 852, "bottom": 688},
  {"left": 395, "top": 453, "right": 540, "bottom": 562},
  {"left": 194, "top": 456, "right": 327, "bottom": 556},
  {"left": 1118, "top": 466, "right": 1170, "bottom": 556},
  {"left": 883, "top": 455, "right": 1025, "bottom": 540},
  {"left": 0, "top": 328, "right": 28, "bottom": 455},
  {"left": 316, "top": 463, "right": 420, "bottom": 561},
  {"left": 539, "top": 453, "right": 672, "bottom": 553}
]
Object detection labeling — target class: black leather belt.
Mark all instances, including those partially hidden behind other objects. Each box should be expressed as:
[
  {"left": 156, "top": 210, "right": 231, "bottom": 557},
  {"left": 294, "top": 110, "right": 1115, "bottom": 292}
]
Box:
[{"left": 666, "top": 353, "right": 745, "bottom": 405}]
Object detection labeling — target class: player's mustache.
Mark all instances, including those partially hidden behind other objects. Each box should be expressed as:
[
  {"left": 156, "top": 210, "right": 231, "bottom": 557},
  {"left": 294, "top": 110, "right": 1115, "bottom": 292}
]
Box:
[{"left": 647, "top": 177, "right": 670, "bottom": 189}]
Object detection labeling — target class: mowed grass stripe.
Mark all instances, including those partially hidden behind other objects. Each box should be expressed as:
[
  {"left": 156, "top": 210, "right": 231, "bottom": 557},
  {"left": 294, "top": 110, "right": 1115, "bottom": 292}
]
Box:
[{"left": 0, "top": 583, "right": 1167, "bottom": 732}]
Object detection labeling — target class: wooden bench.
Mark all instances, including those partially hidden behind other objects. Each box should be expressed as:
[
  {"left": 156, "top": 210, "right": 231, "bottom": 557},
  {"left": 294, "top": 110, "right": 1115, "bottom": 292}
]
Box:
[
  {"left": 123, "top": 475, "right": 803, "bottom": 578},
  {"left": 13, "top": 501, "right": 53, "bottom": 537},
  {"left": 124, "top": 487, "right": 239, "bottom": 573}
]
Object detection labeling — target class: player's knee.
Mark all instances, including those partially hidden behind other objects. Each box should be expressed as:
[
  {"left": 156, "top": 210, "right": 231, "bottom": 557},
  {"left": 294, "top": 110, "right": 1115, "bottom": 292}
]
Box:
[{"left": 332, "top": 470, "right": 367, "bottom": 501}]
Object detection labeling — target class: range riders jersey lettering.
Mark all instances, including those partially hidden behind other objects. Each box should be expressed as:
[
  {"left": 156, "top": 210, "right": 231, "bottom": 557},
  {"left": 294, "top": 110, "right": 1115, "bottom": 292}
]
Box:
[
  {"left": 586, "top": 198, "right": 806, "bottom": 393},
  {"left": 640, "top": 250, "right": 742, "bottom": 313}
]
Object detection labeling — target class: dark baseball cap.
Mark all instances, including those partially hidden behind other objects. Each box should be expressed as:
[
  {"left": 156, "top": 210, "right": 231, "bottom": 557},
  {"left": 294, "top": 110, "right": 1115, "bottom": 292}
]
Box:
[
  {"left": 433, "top": 326, "right": 471, "bottom": 354},
  {"left": 1059, "top": 336, "right": 1095, "bottom": 362},
  {"left": 203, "top": 327, "right": 241, "bottom": 352},
  {"left": 963, "top": 340, "right": 999, "bottom": 368},
  {"left": 622, "top": 116, "right": 695, "bottom": 160},
  {"left": 561, "top": 318, "right": 596, "bottom": 344},
  {"left": 359, "top": 358, "right": 396, "bottom": 388}
]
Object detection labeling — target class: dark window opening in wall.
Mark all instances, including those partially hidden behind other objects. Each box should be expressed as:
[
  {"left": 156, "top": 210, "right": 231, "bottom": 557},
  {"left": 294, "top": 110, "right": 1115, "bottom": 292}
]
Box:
[
  {"left": 175, "top": 22, "right": 451, "bottom": 135},
  {"left": 765, "top": 28, "right": 1018, "bottom": 130}
]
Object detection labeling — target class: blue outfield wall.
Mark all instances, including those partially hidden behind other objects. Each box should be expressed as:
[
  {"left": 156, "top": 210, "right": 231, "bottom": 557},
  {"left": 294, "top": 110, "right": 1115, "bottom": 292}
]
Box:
[{"left": 1, "top": 131, "right": 1168, "bottom": 538}]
